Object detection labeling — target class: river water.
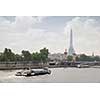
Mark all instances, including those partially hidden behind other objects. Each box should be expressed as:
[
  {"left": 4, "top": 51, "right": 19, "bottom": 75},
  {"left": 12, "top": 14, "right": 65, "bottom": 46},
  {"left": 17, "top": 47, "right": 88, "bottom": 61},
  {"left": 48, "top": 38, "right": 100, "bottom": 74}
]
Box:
[{"left": 0, "top": 67, "right": 100, "bottom": 83}]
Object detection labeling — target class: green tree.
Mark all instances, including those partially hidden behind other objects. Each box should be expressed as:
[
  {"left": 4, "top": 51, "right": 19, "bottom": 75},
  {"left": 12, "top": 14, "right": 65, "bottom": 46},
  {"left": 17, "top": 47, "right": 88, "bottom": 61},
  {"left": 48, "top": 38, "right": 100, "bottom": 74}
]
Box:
[
  {"left": 32, "top": 52, "right": 41, "bottom": 62},
  {"left": 40, "top": 48, "right": 49, "bottom": 63},
  {"left": 93, "top": 56, "right": 100, "bottom": 61},
  {"left": 0, "top": 53, "right": 5, "bottom": 61},
  {"left": 67, "top": 55, "right": 73, "bottom": 61},
  {"left": 77, "top": 54, "right": 88, "bottom": 61},
  {"left": 15, "top": 54, "right": 23, "bottom": 61},
  {"left": 76, "top": 54, "right": 100, "bottom": 61},
  {"left": 2, "top": 48, "right": 16, "bottom": 61},
  {"left": 21, "top": 50, "right": 32, "bottom": 61}
]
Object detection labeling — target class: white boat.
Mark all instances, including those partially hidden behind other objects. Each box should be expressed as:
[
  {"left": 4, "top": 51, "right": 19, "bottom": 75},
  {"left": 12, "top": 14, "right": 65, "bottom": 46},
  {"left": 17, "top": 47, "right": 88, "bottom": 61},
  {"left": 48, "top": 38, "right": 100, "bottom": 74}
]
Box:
[
  {"left": 77, "top": 64, "right": 89, "bottom": 68},
  {"left": 15, "top": 67, "right": 51, "bottom": 76}
]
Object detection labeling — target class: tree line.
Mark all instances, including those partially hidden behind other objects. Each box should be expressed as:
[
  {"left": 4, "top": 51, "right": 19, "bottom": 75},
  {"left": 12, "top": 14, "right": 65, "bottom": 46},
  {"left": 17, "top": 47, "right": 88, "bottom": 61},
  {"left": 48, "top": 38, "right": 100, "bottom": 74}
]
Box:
[
  {"left": 67, "top": 54, "right": 100, "bottom": 61},
  {"left": 0, "top": 48, "right": 49, "bottom": 63},
  {"left": 0, "top": 48, "right": 100, "bottom": 62}
]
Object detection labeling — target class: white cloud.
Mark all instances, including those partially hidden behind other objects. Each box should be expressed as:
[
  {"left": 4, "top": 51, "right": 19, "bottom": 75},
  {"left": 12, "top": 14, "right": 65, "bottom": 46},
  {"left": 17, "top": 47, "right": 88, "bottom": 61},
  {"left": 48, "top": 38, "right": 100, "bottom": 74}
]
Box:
[
  {"left": 64, "top": 17, "right": 100, "bottom": 55},
  {"left": 0, "top": 16, "right": 48, "bottom": 53},
  {"left": 36, "top": 16, "right": 47, "bottom": 23},
  {"left": 0, "top": 16, "right": 47, "bottom": 33},
  {"left": 11, "top": 16, "right": 47, "bottom": 33},
  {"left": 0, "top": 16, "right": 66, "bottom": 53},
  {"left": 0, "top": 16, "right": 100, "bottom": 55}
]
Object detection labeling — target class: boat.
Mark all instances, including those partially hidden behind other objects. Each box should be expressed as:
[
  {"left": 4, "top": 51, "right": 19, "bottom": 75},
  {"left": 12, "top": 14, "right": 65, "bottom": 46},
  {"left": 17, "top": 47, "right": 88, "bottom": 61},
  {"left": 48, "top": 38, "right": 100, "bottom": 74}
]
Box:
[
  {"left": 77, "top": 64, "right": 90, "bottom": 68},
  {"left": 15, "top": 67, "right": 51, "bottom": 76},
  {"left": 15, "top": 69, "right": 32, "bottom": 76},
  {"left": 31, "top": 68, "right": 51, "bottom": 76}
]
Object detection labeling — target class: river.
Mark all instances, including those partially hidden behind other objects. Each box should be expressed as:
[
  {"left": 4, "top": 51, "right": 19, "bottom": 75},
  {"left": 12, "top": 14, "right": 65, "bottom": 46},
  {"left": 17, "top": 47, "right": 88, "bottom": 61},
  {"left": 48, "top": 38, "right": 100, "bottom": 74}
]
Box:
[{"left": 0, "top": 67, "right": 100, "bottom": 83}]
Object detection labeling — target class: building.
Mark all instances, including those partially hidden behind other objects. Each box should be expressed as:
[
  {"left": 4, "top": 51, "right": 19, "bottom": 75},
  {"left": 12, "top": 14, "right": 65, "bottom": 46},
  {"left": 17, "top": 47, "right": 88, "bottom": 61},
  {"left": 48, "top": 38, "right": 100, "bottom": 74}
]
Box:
[{"left": 48, "top": 53, "right": 66, "bottom": 61}]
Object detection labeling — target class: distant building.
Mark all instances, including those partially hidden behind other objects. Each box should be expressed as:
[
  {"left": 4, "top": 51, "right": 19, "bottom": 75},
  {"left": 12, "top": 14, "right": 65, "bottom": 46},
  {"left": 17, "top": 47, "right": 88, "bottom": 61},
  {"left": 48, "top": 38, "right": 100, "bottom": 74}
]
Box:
[
  {"left": 68, "top": 29, "right": 76, "bottom": 56},
  {"left": 64, "top": 49, "right": 67, "bottom": 60},
  {"left": 92, "top": 52, "right": 94, "bottom": 57},
  {"left": 49, "top": 29, "right": 76, "bottom": 61},
  {"left": 48, "top": 53, "right": 66, "bottom": 61}
]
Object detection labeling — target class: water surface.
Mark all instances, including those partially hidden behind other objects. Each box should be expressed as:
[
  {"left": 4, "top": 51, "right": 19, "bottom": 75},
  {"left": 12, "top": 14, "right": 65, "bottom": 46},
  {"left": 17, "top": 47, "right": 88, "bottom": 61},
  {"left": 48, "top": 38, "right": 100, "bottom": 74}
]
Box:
[{"left": 0, "top": 67, "right": 100, "bottom": 83}]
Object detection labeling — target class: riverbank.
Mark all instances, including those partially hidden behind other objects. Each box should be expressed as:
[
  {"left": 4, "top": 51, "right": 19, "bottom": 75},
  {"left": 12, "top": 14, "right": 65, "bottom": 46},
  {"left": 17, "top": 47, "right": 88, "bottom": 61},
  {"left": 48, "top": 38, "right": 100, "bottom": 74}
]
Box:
[
  {"left": 0, "top": 64, "right": 75, "bottom": 70},
  {"left": 0, "top": 61, "right": 100, "bottom": 70}
]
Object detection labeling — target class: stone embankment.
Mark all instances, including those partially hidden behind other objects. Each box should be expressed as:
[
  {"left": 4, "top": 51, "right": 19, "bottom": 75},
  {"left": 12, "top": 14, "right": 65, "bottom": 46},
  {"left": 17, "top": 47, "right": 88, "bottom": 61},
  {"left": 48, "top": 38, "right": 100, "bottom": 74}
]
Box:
[
  {"left": 0, "top": 62, "right": 62, "bottom": 70},
  {"left": 0, "top": 61, "right": 100, "bottom": 70},
  {"left": 0, "top": 62, "right": 79, "bottom": 70}
]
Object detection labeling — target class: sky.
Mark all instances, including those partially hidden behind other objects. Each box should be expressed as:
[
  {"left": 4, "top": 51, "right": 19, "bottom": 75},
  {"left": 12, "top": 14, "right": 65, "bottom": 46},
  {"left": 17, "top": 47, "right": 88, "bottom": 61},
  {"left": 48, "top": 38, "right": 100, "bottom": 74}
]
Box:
[{"left": 0, "top": 16, "right": 100, "bottom": 55}]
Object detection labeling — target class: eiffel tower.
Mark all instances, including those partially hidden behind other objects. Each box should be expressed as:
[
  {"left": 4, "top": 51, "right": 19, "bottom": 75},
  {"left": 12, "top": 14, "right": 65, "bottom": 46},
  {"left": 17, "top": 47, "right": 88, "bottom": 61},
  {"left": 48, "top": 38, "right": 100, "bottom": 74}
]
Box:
[{"left": 68, "top": 29, "right": 75, "bottom": 56}]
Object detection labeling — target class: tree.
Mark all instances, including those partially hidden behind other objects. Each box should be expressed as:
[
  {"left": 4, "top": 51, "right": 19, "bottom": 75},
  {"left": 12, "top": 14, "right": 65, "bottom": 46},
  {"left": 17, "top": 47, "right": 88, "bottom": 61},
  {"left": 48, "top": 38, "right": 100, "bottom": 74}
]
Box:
[
  {"left": 78, "top": 54, "right": 89, "bottom": 61},
  {"left": 2, "top": 48, "right": 16, "bottom": 61},
  {"left": 76, "top": 54, "right": 100, "bottom": 61},
  {"left": 21, "top": 50, "right": 32, "bottom": 61},
  {"left": 67, "top": 55, "right": 73, "bottom": 61},
  {"left": 0, "top": 53, "right": 5, "bottom": 61},
  {"left": 40, "top": 48, "right": 49, "bottom": 63},
  {"left": 15, "top": 54, "right": 23, "bottom": 61},
  {"left": 93, "top": 56, "right": 100, "bottom": 61},
  {"left": 32, "top": 52, "right": 41, "bottom": 62}
]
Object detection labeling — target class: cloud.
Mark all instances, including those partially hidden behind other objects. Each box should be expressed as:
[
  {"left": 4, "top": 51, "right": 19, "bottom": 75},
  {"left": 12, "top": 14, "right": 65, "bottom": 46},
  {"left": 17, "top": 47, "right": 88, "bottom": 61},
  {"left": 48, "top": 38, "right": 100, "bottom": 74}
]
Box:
[
  {"left": 0, "top": 16, "right": 48, "bottom": 53},
  {"left": 64, "top": 17, "right": 100, "bottom": 55},
  {"left": 36, "top": 16, "right": 47, "bottom": 23},
  {"left": 0, "top": 16, "right": 65, "bottom": 53},
  {"left": 0, "top": 16, "right": 47, "bottom": 33},
  {"left": 0, "top": 16, "right": 100, "bottom": 55},
  {"left": 11, "top": 16, "right": 47, "bottom": 33}
]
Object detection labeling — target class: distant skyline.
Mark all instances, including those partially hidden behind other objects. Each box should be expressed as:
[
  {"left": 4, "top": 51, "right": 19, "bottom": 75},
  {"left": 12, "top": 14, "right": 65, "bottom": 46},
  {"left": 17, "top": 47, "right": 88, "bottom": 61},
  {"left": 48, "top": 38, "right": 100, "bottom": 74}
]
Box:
[{"left": 0, "top": 16, "right": 100, "bottom": 55}]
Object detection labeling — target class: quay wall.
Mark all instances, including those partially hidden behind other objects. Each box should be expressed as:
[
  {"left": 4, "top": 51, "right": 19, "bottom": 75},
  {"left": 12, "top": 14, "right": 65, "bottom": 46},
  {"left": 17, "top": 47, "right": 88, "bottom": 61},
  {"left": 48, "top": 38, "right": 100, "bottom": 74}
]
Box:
[
  {"left": 0, "top": 63, "right": 63, "bottom": 70},
  {"left": 0, "top": 61, "right": 100, "bottom": 70}
]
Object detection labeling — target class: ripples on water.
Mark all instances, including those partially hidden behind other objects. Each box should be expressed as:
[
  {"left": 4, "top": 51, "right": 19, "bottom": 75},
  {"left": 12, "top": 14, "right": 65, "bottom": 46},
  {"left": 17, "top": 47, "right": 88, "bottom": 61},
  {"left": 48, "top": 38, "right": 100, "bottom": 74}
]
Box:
[{"left": 0, "top": 67, "right": 100, "bottom": 83}]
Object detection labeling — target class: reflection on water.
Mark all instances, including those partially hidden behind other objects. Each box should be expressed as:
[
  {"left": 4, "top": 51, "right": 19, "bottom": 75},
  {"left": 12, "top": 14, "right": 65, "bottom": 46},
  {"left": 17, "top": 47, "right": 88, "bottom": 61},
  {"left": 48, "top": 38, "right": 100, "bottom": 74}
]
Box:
[{"left": 0, "top": 67, "right": 100, "bottom": 83}]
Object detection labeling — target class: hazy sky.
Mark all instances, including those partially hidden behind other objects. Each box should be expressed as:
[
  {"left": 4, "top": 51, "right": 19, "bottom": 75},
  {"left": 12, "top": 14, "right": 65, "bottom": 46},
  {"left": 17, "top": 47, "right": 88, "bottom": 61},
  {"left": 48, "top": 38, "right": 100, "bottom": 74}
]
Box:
[{"left": 0, "top": 16, "right": 100, "bottom": 55}]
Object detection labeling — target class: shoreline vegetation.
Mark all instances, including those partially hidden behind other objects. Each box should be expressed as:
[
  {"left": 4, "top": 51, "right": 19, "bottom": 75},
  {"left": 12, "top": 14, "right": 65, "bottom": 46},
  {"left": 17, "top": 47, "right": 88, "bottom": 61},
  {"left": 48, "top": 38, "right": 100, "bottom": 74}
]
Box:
[
  {"left": 0, "top": 48, "right": 49, "bottom": 63},
  {"left": 0, "top": 48, "right": 100, "bottom": 70}
]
